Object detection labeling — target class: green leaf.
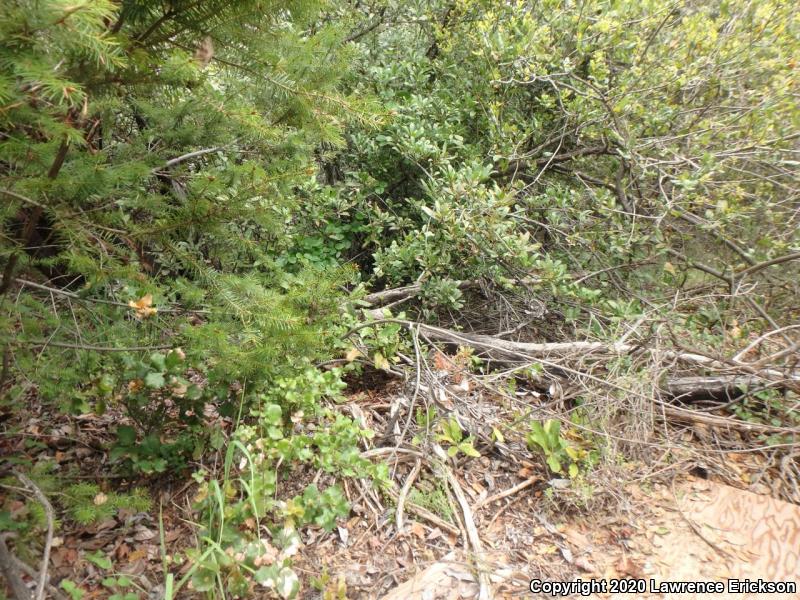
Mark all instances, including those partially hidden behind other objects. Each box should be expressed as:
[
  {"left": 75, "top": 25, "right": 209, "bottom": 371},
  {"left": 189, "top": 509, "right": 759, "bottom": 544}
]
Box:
[
  {"left": 546, "top": 454, "right": 562, "bottom": 474},
  {"left": 491, "top": 427, "right": 504, "bottom": 443},
  {"left": 164, "top": 350, "right": 183, "bottom": 370},
  {"left": 459, "top": 441, "right": 481, "bottom": 458},
  {"left": 255, "top": 565, "right": 279, "bottom": 586},
  {"left": 60, "top": 580, "right": 85, "bottom": 600},
  {"left": 116, "top": 426, "right": 136, "bottom": 446},
  {"left": 264, "top": 403, "right": 282, "bottom": 424},
  {"left": 150, "top": 353, "right": 166, "bottom": 371},
  {"left": 144, "top": 372, "right": 165, "bottom": 389},
  {"left": 85, "top": 550, "right": 113, "bottom": 570},
  {"left": 191, "top": 568, "right": 217, "bottom": 592},
  {"left": 277, "top": 567, "right": 300, "bottom": 599},
  {"left": 209, "top": 429, "right": 225, "bottom": 450}
]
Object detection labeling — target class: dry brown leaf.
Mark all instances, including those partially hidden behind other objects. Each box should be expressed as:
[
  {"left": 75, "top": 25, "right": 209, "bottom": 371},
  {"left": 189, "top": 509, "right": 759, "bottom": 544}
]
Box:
[
  {"left": 615, "top": 556, "right": 644, "bottom": 578},
  {"left": 409, "top": 522, "right": 426, "bottom": 539},
  {"left": 128, "top": 548, "right": 147, "bottom": 562},
  {"left": 133, "top": 526, "right": 156, "bottom": 541}
]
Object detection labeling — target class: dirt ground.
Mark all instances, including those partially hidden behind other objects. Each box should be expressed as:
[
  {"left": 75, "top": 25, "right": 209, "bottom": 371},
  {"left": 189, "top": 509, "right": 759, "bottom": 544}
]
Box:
[
  {"left": 3, "top": 387, "right": 799, "bottom": 599},
  {"left": 302, "top": 475, "right": 799, "bottom": 600}
]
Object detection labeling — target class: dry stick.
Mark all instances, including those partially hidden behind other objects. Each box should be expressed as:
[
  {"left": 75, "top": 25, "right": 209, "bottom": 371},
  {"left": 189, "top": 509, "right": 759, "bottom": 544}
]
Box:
[
  {"left": 395, "top": 459, "right": 422, "bottom": 532},
  {"left": 474, "top": 476, "right": 539, "bottom": 510},
  {"left": 400, "top": 325, "right": 423, "bottom": 441},
  {"left": 662, "top": 375, "right": 782, "bottom": 398},
  {"left": 2, "top": 142, "right": 68, "bottom": 390},
  {"left": 660, "top": 404, "right": 798, "bottom": 436},
  {"left": 8, "top": 555, "right": 67, "bottom": 600},
  {"left": 432, "top": 444, "right": 492, "bottom": 600},
  {"left": 162, "top": 145, "right": 229, "bottom": 168},
  {"left": 384, "top": 487, "right": 460, "bottom": 536},
  {"left": 352, "top": 320, "right": 798, "bottom": 439},
  {"left": 665, "top": 249, "right": 795, "bottom": 346},
  {"left": 732, "top": 324, "right": 800, "bottom": 361},
  {"left": 360, "top": 446, "right": 424, "bottom": 461},
  {"left": 0, "top": 533, "right": 30, "bottom": 600},
  {"left": 13, "top": 472, "right": 53, "bottom": 600}
]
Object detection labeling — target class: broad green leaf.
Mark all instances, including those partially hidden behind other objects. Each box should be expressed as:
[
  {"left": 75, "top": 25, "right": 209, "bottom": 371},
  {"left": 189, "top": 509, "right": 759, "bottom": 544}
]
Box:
[
  {"left": 144, "top": 372, "right": 165, "bottom": 389},
  {"left": 85, "top": 550, "right": 112, "bottom": 570}
]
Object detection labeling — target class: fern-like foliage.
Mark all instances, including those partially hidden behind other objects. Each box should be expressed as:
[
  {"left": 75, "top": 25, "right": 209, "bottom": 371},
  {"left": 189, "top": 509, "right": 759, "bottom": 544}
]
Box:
[{"left": 61, "top": 483, "right": 151, "bottom": 525}]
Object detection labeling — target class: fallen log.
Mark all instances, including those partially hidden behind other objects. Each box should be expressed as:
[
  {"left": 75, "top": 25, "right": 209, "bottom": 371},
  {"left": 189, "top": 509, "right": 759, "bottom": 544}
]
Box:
[
  {"left": 380, "top": 319, "right": 799, "bottom": 385},
  {"left": 661, "top": 375, "right": 780, "bottom": 400},
  {"left": 349, "top": 318, "right": 800, "bottom": 396},
  {"left": 660, "top": 404, "right": 798, "bottom": 437}
]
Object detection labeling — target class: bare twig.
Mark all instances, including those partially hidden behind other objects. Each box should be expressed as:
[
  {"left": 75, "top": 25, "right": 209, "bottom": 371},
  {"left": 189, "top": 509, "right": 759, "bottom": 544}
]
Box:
[
  {"left": 162, "top": 142, "right": 236, "bottom": 168},
  {"left": 7, "top": 277, "right": 209, "bottom": 315},
  {"left": 395, "top": 459, "right": 422, "bottom": 532},
  {"left": 432, "top": 444, "right": 492, "bottom": 600},
  {"left": 475, "top": 476, "right": 539, "bottom": 510},
  {"left": 9, "top": 555, "right": 67, "bottom": 600},
  {"left": 13, "top": 472, "right": 53, "bottom": 600},
  {"left": 384, "top": 486, "right": 460, "bottom": 536},
  {"left": 0, "top": 533, "right": 30, "bottom": 600}
]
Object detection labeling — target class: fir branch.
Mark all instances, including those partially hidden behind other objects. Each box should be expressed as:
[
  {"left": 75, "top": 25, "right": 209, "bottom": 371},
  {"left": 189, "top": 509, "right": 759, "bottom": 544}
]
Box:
[
  {"left": 17, "top": 340, "right": 173, "bottom": 352},
  {"left": 5, "top": 278, "right": 210, "bottom": 315}
]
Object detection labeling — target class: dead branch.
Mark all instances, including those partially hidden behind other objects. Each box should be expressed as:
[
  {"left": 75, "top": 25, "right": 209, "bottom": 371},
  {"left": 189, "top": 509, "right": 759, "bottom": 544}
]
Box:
[
  {"left": 384, "top": 486, "right": 460, "bottom": 536},
  {"left": 659, "top": 404, "right": 798, "bottom": 436},
  {"left": 13, "top": 471, "right": 53, "bottom": 600},
  {"left": 356, "top": 318, "right": 799, "bottom": 385},
  {"left": 395, "top": 459, "right": 422, "bottom": 532},
  {"left": 8, "top": 554, "right": 67, "bottom": 600},
  {"left": 661, "top": 375, "right": 781, "bottom": 399},
  {"left": 474, "top": 476, "right": 539, "bottom": 510},
  {"left": 363, "top": 280, "right": 485, "bottom": 307},
  {"left": 0, "top": 533, "right": 30, "bottom": 600},
  {"left": 432, "top": 444, "right": 492, "bottom": 600}
]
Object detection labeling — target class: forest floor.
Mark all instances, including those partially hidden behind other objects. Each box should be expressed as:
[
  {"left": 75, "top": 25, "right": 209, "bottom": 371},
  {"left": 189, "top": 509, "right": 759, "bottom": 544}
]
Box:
[{"left": 3, "top": 376, "right": 799, "bottom": 600}]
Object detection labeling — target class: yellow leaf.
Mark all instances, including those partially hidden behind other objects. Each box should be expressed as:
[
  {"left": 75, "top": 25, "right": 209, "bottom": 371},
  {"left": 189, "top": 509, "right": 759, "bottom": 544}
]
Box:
[
  {"left": 345, "top": 347, "right": 362, "bottom": 362},
  {"left": 128, "top": 293, "right": 157, "bottom": 319},
  {"left": 663, "top": 261, "right": 676, "bottom": 275},
  {"left": 491, "top": 427, "right": 505, "bottom": 443},
  {"left": 373, "top": 352, "right": 390, "bottom": 371}
]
